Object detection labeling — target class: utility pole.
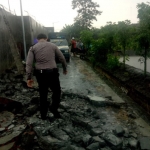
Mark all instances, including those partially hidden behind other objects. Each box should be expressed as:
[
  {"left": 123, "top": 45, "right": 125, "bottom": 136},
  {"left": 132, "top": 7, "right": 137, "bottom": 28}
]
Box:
[
  {"left": 20, "top": 0, "right": 27, "bottom": 60},
  {"left": 8, "top": 0, "right": 10, "bottom": 12},
  {"left": 53, "top": 21, "right": 59, "bottom": 32}
]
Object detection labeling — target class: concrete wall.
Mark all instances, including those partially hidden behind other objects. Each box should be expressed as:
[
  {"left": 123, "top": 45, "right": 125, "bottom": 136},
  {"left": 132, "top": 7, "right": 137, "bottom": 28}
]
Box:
[
  {"left": 0, "top": 7, "right": 48, "bottom": 73},
  {"left": 0, "top": 7, "right": 15, "bottom": 73}
]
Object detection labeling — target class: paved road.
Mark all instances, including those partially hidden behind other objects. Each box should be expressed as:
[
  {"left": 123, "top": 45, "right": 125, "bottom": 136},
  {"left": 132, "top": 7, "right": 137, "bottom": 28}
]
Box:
[{"left": 120, "top": 56, "right": 150, "bottom": 73}]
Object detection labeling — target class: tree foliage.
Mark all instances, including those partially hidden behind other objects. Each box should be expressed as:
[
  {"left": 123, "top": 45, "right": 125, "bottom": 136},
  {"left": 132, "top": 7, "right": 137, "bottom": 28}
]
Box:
[
  {"left": 72, "top": 0, "right": 102, "bottom": 29},
  {"left": 60, "top": 2, "right": 150, "bottom": 76},
  {"left": 136, "top": 2, "right": 150, "bottom": 76},
  {"left": 136, "top": 2, "right": 150, "bottom": 50},
  {"left": 98, "top": 22, "right": 117, "bottom": 53},
  {"left": 90, "top": 38, "right": 108, "bottom": 66},
  {"left": 116, "top": 20, "right": 131, "bottom": 69},
  {"left": 60, "top": 24, "right": 74, "bottom": 40},
  {"left": 60, "top": 23, "right": 84, "bottom": 40},
  {"left": 80, "top": 30, "right": 93, "bottom": 49}
]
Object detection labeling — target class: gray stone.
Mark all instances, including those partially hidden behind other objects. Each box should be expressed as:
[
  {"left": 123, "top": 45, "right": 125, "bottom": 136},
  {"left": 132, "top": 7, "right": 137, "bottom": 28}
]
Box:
[
  {"left": 129, "top": 132, "right": 137, "bottom": 138},
  {"left": 100, "top": 147, "right": 112, "bottom": 150},
  {"left": 128, "top": 138, "right": 138, "bottom": 149},
  {"left": 0, "top": 128, "right": 5, "bottom": 132},
  {"left": 92, "top": 136, "right": 106, "bottom": 146},
  {"left": 49, "top": 128, "right": 70, "bottom": 141},
  {"left": 82, "top": 134, "right": 92, "bottom": 147},
  {"left": 103, "top": 133, "right": 123, "bottom": 148},
  {"left": 113, "top": 125, "right": 125, "bottom": 136},
  {"left": 87, "top": 119, "right": 102, "bottom": 129},
  {"left": 27, "top": 117, "right": 41, "bottom": 126},
  {"left": 60, "top": 145, "right": 85, "bottom": 150},
  {"left": 42, "top": 129, "right": 49, "bottom": 136},
  {"left": 26, "top": 105, "right": 39, "bottom": 115},
  {"left": 124, "top": 129, "right": 129, "bottom": 138},
  {"left": 16, "top": 114, "right": 23, "bottom": 117},
  {"left": 122, "top": 138, "right": 129, "bottom": 149},
  {"left": 0, "top": 111, "right": 14, "bottom": 128},
  {"left": 90, "top": 128, "right": 103, "bottom": 136},
  {"left": 139, "top": 137, "right": 150, "bottom": 150},
  {"left": 38, "top": 136, "right": 66, "bottom": 150},
  {"left": 60, "top": 102, "right": 71, "bottom": 110},
  {"left": 8, "top": 124, "right": 15, "bottom": 130},
  {"left": 86, "top": 142, "right": 100, "bottom": 150},
  {"left": 72, "top": 135, "right": 83, "bottom": 143},
  {"left": 62, "top": 125, "right": 74, "bottom": 135},
  {"left": 72, "top": 117, "right": 93, "bottom": 127}
]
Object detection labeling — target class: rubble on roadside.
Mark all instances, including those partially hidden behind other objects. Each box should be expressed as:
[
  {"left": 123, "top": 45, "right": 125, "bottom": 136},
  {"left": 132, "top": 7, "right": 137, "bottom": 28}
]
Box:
[{"left": 0, "top": 70, "right": 150, "bottom": 150}]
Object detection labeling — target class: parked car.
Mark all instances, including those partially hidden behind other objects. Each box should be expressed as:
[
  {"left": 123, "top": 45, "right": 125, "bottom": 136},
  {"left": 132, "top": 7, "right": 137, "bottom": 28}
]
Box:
[{"left": 50, "top": 38, "right": 70, "bottom": 62}]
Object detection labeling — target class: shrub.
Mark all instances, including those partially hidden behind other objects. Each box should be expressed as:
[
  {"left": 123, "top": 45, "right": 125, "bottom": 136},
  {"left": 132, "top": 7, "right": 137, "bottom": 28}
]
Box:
[{"left": 107, "top": 54, "right": 120, "bottom": 70}]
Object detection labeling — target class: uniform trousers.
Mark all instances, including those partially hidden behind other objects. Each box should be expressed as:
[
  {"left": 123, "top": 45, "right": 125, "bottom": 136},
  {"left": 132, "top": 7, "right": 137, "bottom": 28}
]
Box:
[{"left": 35, "top": 68, "right": 61, "bottom": 119}]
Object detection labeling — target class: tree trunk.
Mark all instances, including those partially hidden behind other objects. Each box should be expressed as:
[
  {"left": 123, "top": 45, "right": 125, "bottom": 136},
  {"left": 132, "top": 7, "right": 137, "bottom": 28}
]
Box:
[
  {"left": 123, "top": 47, "right": 126, "bottom": 69},
  {"left": 144, "top": 47, "right": 147, "bottom": 77}
]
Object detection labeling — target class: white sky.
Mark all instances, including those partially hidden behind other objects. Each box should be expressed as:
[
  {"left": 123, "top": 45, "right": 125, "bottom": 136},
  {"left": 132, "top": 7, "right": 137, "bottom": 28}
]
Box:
[{"left": 0, "top": 0, "right": 149, "bottom": 31}]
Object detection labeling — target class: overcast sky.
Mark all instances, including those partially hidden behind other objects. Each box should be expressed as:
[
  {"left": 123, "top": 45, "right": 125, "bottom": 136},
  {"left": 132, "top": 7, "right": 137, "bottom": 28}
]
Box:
[{"left": 0, "top": 0, "right": 149, "bottom": 31}]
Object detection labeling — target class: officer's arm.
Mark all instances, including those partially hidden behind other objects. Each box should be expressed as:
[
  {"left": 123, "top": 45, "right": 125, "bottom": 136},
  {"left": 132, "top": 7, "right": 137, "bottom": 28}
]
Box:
[{"left": 26, "top": 48, "right": 34, "bottom": 80}]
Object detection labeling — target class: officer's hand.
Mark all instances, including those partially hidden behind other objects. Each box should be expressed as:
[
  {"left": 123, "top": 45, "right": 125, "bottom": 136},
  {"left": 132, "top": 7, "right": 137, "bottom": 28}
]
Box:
[
  {"left": 27, "top": 79, "right": 34, "bottom": 88},
  {"left": 63, "top": 70, "right": 67, "bottom": 75}
]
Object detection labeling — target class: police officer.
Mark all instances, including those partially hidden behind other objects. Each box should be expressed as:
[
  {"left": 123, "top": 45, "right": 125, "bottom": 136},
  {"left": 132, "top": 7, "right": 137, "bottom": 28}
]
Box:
[{"left": 26, "top": 33, "right": 67, "bottom": 119}]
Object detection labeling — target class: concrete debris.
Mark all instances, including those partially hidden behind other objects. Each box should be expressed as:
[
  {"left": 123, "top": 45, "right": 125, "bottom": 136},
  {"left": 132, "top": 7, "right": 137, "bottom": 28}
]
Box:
[{"left": 0, "top": 66, "right": 150, "bottom": 150}]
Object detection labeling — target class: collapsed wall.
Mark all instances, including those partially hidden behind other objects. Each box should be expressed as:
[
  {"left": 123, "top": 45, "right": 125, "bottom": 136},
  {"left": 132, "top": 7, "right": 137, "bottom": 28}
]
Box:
[
  {"left": 0, "top": 7, "right": 15, "bottom": 73},
  {"left": 0, "top": 6, "right": 48, "bottom": 73}
]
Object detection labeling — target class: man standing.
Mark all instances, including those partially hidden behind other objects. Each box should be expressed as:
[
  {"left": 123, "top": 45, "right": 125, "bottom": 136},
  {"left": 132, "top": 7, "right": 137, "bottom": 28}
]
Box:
[
  {"left": 26, "top": 33, "right": 67, "bottom": 120},
  {"left": 71, "top": 37, "right": 77, "bottom": 56}
]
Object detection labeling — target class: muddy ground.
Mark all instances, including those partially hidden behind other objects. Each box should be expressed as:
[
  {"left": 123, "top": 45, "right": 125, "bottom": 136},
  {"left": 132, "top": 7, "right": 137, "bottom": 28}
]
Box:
[{"left": 0, "top": 56, "right": 150, "bottom": 150}]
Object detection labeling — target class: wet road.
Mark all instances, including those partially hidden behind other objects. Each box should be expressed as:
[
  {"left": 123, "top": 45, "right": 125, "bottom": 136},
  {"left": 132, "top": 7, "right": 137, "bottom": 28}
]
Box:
[
  {"left": 57, "top": 56, "right": 150, "bottom": 137},
  {"left": 120, "top": 56, "right": 150, "bottom": 73},
  {"left": 58, "top": 56, "right": 123, "bottom": 103}
]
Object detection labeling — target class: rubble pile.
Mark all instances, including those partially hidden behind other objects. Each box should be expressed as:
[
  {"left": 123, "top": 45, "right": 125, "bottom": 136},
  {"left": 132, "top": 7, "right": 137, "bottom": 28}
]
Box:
[{"left": 0, "top": 70, "right": 150, "bottom": 150}]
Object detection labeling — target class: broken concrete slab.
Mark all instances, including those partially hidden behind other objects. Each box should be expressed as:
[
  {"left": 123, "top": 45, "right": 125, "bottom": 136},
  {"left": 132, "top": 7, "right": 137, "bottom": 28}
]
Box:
[
  {"left": 103, "top": 132, "right": 123, "bottom": 149},
  {"left": 0, "top": 125, "right": 26, "bottom": 145},
  {"left": 87, "top": 95, "right": 125, "bottom": 107},
  {"left": 0, "top": 111, "right": 14, "bottom": 128},
  {"left": 0, "top": 142, "right": 15, "bottom": 150},
  {"left": 135, "top": 118, "right": 150, "bottom": 137},
  {"left": 37, "top": 136, "right": 66, "bottom": 150},
  {"left": 139, "top": 137, "right": 150, "bottom": 150}
]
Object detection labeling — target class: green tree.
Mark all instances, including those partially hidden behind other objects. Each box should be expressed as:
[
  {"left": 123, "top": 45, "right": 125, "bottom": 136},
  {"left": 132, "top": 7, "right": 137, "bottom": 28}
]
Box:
[
  {"left": 90, "top": 38, "right": 108, "bottom": 67},
  {"left": 91, "top": 27, "right": 101, "bottom": 40},
  {"left": 99, "top": 22, "right": 117, "bottom": 53},
  {"left": 136, "top": 2, "right": 150, "bottom": 76},
  {"left": 80, "top": 30, "right": 93, "bottom": 49},
  {"left": 60, "top": 24, "right": 74, "bottom": 41},
  {"left": 72, "top": 0, "right": 102, "bottom": 29},
  {"left": 61, "top": 23, "right": 85, "bottom": 41},
  {"left": 116, "top": 20, "right": 131, "bottom": 69}
]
